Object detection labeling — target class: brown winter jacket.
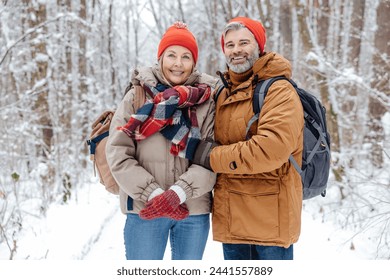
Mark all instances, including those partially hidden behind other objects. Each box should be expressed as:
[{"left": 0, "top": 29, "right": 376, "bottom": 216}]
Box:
[
  {"left": 106, "top": 65, "right": 219, "bottom": 215},
  {"left": 210, "top": 52, "right": 304, "bottom": 248}
]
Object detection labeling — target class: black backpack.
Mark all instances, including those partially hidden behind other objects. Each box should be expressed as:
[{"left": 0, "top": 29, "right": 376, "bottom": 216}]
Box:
[{"left": 215, "top": 76, "right": 331, "bottom": 200}]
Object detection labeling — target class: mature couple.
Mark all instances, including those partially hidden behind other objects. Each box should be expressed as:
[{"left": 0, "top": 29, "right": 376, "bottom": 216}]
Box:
[{"left": 106, "top": 16, "right": 304, "bottom": 260}]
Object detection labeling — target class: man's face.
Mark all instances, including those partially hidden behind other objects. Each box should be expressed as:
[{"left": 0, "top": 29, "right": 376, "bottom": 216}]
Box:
[{"left": 223, "top": 27, "right": 259, "bottom": 73}]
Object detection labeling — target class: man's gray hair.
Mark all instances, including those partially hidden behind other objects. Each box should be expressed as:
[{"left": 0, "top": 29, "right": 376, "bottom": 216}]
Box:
[
  {"left": 222, "top": 21, "right": 259, "bottom": 52},
  {"left": 223, "top": 22, "right": 246, "bottom": 39},
  {"left": 222, "top": 21, "right": 260, "bottom": 73}
]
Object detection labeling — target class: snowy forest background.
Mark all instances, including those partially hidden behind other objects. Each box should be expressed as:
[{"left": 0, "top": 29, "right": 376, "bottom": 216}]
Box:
[{"left": 0, "top": 0, "right": 389, "bottom": 260}]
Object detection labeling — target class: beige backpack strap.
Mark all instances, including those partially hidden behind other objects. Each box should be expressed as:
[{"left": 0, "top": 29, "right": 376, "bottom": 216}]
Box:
[{"left": 132, "top": 85, "right": 147, "bottom": 112}]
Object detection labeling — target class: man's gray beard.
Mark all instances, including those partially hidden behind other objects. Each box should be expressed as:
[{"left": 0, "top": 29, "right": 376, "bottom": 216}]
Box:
[{"left": 225, "top": 51, "right": 260, "bottom": 74}]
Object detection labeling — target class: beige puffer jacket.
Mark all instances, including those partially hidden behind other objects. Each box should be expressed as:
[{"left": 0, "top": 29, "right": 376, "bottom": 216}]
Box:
[{"left": 106, "top": 65, "right": 219, "bottom": 215}]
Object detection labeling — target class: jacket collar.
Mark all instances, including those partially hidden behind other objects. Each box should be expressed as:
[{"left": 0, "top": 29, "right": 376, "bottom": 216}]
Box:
[{"left": 222, "top": 52, "right": 292, "bottom": 95}]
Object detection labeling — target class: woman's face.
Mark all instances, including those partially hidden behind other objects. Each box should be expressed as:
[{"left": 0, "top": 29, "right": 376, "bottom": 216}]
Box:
[{"left": 161, "top": 45, "right": 194, "bottom": 85}]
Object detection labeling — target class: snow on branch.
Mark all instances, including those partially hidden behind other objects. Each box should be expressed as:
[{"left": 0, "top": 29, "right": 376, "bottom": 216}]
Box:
[{"left": 0, "top": 12, "right": 90, "bottom": 67}]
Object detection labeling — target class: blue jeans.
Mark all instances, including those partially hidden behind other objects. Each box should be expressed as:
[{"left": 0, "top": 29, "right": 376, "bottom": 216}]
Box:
[
  {"left": 124, "top": 213, "right": 210, "bottom": 260},
  {"left": 223, "top": 243, "right": 293, "bottom": 260}
]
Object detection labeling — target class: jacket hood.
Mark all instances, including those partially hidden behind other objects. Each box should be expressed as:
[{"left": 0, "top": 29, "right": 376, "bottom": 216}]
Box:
[{"left": 253, "top": 52, "right": 292, "bottom": 80}]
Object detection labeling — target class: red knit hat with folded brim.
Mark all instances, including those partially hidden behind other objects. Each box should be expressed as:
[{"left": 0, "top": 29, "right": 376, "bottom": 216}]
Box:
[
  {"left": 221, "top": 17, "right": 267, "bottom": 55},
  {"left": 157, "top": 21, "right": 198, "bottom": 64}
]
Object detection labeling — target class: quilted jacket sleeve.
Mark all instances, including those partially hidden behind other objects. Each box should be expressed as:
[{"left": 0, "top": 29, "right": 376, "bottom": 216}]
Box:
[
  {"left": 210, "top": 80, "right": 304, "bottom": 174},
  {"left": 106, "top": 88, "right": 160, "bottom": 202}
]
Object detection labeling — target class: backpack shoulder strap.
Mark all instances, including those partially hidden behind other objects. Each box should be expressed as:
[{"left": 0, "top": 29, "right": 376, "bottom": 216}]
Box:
[
  {"left": 247, "top": 76, "right": 305, "bottom": 175},
  {"left": 245, "top": 76, "right": 288, "bottom": 139},
  {"left": 213, "top": 85, "right": 225, "bottom": 103},
  {"left": 252, "top": 76, "right": 289, "bottom": 114},
  {"left": 289, "top": 154, "right": 302, "bottom": 174},
  {"left": 132, "top": 85, "right": 147, "bottom": 112}
]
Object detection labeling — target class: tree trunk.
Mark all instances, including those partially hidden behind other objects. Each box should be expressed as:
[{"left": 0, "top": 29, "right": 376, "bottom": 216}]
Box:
[
  {"left": 340, "top": 0, "right": 365, "bottom": 150},
  {"left": 366, "top": 0, "right": 390, "bottom": 167},
  {"left": 131, "top": 0, "right": 140, "bottom": 68},
  {"left": 79, "top": 0, "right": 88, "bottom": 167},
  {"left": 108, "top": 0, "right": 116, "bottom": 101},
  {"left": 256, "top": 0, "right": 273, "bottom": 51},
  {"left": 25, "top": 1, "right": 53, "bottom": 157},
  {"left": 201, "top": 0, "right": 220, "bottom": 75},
  {"left": 279, "top": 0, "right": 292, "bottom": 61},
  {"left": 64, "top": 0, "right": 73, "bottom": 137},
  {"left": 24, "top": 0, "right": 56, "bottom": 209},
  {"left": 294, "top": 0, "right": 340, "bottom": 152}
]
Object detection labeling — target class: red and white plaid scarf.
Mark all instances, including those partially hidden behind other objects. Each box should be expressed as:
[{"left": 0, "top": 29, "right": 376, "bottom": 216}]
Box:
[{"left": 117, "top": 83, "right": 211, "bottom": 160}]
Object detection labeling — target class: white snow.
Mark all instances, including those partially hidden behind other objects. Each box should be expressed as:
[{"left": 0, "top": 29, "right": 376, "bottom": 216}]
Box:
[
  {"left": 0, "top": 187, "right": 370, "bottom": 260},
  {"left": 0, "top": 180, "right": 373, "bottom": 261},
  {"left": 1, "top": 180, "right": 389, "bottom": 280}
]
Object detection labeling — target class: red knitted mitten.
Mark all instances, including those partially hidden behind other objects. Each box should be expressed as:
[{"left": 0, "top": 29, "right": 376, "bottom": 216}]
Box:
[
  {"left": 165, "top": 204, "right": 189, "bottom": 220},
  {"left": 139, "top": 190, "right": 189, "bottom": 220}
]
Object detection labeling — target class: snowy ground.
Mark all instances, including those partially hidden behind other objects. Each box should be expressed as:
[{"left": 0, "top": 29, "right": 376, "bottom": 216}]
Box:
[
  {"left": 84, "top": 199, "right": 368, "bottom": 261},
  {"left": 1, "top": 181, "right": 389, "bottom": 279},
  {"left": 0, "top": 181, "right": 376, "bottom": 261}
]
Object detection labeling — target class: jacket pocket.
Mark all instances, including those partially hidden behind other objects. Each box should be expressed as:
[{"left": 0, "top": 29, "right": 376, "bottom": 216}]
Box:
[{"left": 228, "top": 178, "right": 280, "bottom": 241}]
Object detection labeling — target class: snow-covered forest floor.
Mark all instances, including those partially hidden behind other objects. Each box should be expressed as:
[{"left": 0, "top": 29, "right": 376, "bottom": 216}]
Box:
[{"left": 0, "top": 180, "right": 377, "bottom": 261}]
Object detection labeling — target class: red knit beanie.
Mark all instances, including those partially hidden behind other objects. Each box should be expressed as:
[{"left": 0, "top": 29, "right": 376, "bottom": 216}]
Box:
[
  {"left": 157, "top": 21, "right": 198, "bottom": 64},
  {"left": 221, "top": 17, "right": 267, "bottom": 54}
]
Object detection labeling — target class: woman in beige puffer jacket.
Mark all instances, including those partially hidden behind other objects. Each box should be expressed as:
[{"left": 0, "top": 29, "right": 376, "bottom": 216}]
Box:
[{"left": 106, "top": 22, "right": 219, "bottom": 260}]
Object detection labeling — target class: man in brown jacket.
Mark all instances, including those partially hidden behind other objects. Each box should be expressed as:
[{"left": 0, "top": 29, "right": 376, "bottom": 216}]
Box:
[{"left": 192, "top": 17, "right": 304, "bottom": 260}]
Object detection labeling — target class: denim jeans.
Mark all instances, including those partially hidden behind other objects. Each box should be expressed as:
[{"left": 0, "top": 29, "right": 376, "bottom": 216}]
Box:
[
  {"left": 124, "top": 213, "right": 210, "bottom": 260},
  {"left": 223, "top": 243, "right": 293, "bottom": 260}
]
